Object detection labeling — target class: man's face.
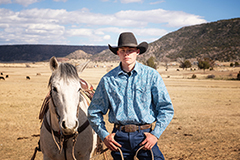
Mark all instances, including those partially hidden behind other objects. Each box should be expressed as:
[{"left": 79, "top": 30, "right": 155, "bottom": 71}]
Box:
[{"left": 117, "top": 47, "right": 140, "bottom": 66}]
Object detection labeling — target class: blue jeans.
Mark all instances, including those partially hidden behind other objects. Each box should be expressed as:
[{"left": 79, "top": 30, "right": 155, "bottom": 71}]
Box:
[{"left": 111, "top": 128, "right": 164, "bottom": 160}]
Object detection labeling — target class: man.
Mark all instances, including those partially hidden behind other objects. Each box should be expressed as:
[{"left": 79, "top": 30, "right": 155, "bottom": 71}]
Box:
[{"left": 88, "top": 32, "right": 174, "bottom": 160}]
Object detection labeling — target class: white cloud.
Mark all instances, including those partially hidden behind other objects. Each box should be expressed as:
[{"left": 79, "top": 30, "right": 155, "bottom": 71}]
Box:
[
  {"left": 0, "top": 0, "right": 12, "bottom": 5},
  {"left": 120, "top": 0, "right": 143, "bottom": 3},
  {"left": 13, "top": 0, "right": 39, "bottom": 7},
  {"left": 103, "top": 35, "right": 111, "bottom": 40},
  {"left": 150, "top": 0, "right": 165, "bottom": 5},
  {"left": 53, "top": 0, "right": 68, "bottom": 2},
  {"left": 115, "top": 9, "right": 207, "bottom": 28},
  {"left": 0, "top": 7, "right": 207, "bottom": 44},
  {"left": 66, "top": 29, "right": 93, "bottom": 37}
]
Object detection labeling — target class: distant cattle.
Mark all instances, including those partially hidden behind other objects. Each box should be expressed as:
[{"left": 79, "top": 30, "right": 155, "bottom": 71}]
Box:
[
  {"left": 36, "top": 73, "right": 41, "bottom": 76},
  {"left": 1, "top": 73, "right": 3, "bottom": 75},
  {"left": 6, "top": 75, "right": 9, "bottom": 78},
  {"left": 0, "top": 76, "right": 5, "bottom": 80},
  {"left": 26, "top": 76, "right": 31, "bottom": 80}
]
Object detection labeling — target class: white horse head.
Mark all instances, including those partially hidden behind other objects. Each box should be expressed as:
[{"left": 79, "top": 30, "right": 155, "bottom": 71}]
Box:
[{"left": 49, "top": 57, "right": 82, "bottom": 135}]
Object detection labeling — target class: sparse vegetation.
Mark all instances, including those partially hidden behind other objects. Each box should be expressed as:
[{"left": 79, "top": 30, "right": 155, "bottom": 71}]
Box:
[
  {"left": 197, "top": 58, "right": 214, "bottom": 71},
  {"left": 146, "top": 56, "right": 157, "bottom": 69},
  {"left": 237, "top": 71, "right": 240, "bottom": 80},
  {"left": 179, "top": 60, "right": 192, "bottom": 70},
  {"left": 230, "top": 62, "right": 240, "bottom": 67},
  {"left": 207, "top": 74, "right": 215, "bottom": 79},
  {"left": 1, "top": 61, "right": 240, "bottom": 160},
  {"left": 192, "top": 74, "right": 197, "bottom": 79},
  {"left": 151, "top": 18, "right": 240, "bottom": 62}
]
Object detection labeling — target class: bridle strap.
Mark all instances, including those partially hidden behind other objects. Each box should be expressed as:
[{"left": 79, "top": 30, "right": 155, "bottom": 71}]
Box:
[
  {"left": 49, "top": 90, "right": 61, "bottom": 121},
  {"left": 77, "top": 120, "right": 89, "bottom": 134},
  {"left": 43, "top": 114, "right": 90, "bottom": 139}
]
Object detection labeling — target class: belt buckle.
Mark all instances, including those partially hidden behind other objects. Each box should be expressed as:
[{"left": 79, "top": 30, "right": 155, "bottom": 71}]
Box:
[{"left": 124, "top": 124, "right": 137, "bottom": 132}]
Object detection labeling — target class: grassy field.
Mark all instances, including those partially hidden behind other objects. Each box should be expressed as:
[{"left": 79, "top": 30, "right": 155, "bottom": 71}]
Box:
[{"left": 0, "top": 61, "right": 239, "bottom": 160}]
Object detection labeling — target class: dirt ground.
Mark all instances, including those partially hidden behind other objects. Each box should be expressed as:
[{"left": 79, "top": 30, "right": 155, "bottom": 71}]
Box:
[{"left": 0, "top": 61, "right": 239, "bottom": 160}]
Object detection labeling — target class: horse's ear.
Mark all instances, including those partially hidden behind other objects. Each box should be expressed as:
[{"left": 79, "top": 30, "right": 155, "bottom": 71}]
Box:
[
  {"left": 76, "top": 60, "right": 90, "bottom": 74},
  {"left": 50, "top": 56, "right": 59, "bottom": 71}
]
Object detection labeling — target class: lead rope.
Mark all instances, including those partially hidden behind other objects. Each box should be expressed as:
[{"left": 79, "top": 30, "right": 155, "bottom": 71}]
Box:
[
  {"left": 49, "top": 111, "right": 64, "bottom": 153},
  {"left": 71, "top": 132, "right": 79, "bottom": 160},
  {"left": 117, "top": 146, "right": 154, "bottom": 160}
]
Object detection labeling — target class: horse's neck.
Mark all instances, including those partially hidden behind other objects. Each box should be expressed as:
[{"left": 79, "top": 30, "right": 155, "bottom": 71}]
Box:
[
  {"left": 79, "top": 94, "right": 89, "bottom": 114},
  {"left": 77, "top": 94, "right": 89, "bottom": 124}
]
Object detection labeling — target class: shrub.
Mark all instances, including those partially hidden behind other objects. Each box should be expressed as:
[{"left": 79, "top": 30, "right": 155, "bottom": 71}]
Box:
[
  {"left": 179, "top": 60, "right": 192, "bottom": 70},
  {"left": 192, "top": 74, "right": 197, "bottom": 79},
  {"left": 237, "top": 71, "right": 240, "bottom": 80},
  {"left": 207, "top": 74, "right": 215, "bottom": 79},
  {"left": 198, "top": 60, "right": 210, "bottom": 71},
  {"left": 146, "top": 56, "right": 157, "bottom": 69}
]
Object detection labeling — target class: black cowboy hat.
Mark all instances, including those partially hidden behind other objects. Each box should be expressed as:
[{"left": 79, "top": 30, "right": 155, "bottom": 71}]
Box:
[{"left": 108, "top": 32, "right": 148, "bottom": 55}]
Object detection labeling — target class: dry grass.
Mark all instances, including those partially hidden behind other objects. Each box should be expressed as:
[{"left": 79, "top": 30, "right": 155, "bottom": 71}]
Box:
[{"left": 0, "top": 61, "right": 240, "bottom": 160}]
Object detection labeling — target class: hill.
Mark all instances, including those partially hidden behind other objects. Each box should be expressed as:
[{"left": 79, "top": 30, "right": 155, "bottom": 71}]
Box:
[
  {"left": 92, "top": 18, "right": 240, "bottom": 63},
  {"left": 0, "top": 18, "right": 239, "bottom": 62},
  {"left": 149, "top": 18, "right": 240, "bottom": 62},
  {"left": 0, "top": 45, "right": 107, "bottom": 62}
]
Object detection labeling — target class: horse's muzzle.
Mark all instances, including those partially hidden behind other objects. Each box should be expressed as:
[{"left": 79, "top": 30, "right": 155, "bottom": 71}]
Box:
[{"left": 61, "top": 120, "right": 78, "bottom": 135}]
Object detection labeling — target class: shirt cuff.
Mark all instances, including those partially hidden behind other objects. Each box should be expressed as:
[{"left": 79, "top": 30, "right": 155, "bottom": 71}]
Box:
[
  {"left": 98, "top": 129, "right": 110, "bottom": 141},
  {"left": 150, "top": 125, "right": 164, "bottom": 139}
]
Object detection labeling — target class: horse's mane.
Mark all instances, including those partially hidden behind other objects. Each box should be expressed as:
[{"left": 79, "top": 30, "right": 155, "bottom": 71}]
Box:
[{"left": 48, "top": 63, "right": 79, "bottom": 87}]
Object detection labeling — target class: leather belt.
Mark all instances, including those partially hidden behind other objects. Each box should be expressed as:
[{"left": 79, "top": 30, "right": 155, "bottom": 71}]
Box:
[{"left": 114, "top": 124, "right": 151, "bottom": 132}]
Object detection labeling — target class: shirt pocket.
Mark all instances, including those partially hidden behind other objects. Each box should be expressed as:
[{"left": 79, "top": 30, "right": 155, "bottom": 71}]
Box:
[{"left": 135, "top": 86, "right": 151, "bottom": 102}]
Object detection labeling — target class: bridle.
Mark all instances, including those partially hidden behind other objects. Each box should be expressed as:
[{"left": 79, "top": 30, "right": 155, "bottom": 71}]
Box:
[{"left": 45, "top": 85, "right": 89, "bottom": 160}]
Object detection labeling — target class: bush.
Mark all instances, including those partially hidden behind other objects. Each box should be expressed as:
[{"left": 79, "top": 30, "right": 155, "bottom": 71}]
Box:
[
  {"left": 230, "top": 62, "right": 239, "bottom": 67},
  {"left": 146, "top": 56, "right": 157, "bottom": 69},
  {"left": 192, "top": 74, "right": 197, "bottom": 79},
  {"left": 237, "top": 71, "right": 240, "bottom": 80},
  {"left": 179, "top": 60, "right": 192, "bottom": 70},
  {"left": 207, "top": 74, "right": 215, "bottom": 79},
  {"left": 198, "top": 60, "right": 210, "bottom": 71}
]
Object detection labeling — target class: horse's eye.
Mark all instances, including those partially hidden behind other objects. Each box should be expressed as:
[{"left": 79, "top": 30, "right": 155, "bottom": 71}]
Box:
[
  {"left": 78, "top": 88, "right": 81, "bottom": 92},
  {"left": 52, "top": 87, "right": 58, "bottom": 92}
]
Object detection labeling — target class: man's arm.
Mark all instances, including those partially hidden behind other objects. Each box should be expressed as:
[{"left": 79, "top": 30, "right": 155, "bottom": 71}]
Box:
[
  {"left": 150, "top": 73, "right": 174, "bottom": 139},
  {"left": 87, "top": 78, "right": 110, "bottom": 141}
]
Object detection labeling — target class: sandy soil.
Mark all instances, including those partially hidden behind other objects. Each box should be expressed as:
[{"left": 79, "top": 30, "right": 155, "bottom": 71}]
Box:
[{"left": 0, "top": 61, "right": 240, "bottom": 160}]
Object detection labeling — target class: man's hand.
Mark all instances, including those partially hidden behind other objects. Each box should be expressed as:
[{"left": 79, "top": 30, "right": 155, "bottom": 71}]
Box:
[
  {"left": 103, "top": 133, "right": 122, "bottom": 151},
  {"left": 140, "top": 132, "right": 158, "bottom": 150}
]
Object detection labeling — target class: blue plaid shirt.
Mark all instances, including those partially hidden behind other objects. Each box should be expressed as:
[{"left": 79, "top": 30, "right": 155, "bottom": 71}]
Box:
[{"left": 88, "top": 62, "right": 174, "bottom": 140}]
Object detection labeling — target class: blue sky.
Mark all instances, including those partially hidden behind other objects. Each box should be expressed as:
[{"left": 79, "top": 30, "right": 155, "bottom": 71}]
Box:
[{"left": 0, "top": 0, "right": 239, "bottom": 46}]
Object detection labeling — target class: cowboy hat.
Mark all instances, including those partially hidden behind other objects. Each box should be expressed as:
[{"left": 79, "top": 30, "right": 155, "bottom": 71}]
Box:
[{"left": 108, "top": 32, "right": 148, "bottom": 55}]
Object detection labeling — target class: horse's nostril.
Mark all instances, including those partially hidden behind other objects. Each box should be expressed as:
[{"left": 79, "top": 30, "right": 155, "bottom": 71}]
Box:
[
  {"left": 62, "top": 121, "right": 66, "bottom": 129},
  {"left": 74, "top": 121, "right": 78, "bottom": 129}
]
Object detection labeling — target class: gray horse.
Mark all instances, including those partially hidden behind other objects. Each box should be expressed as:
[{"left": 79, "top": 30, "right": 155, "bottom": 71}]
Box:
[{"left": 39, "top": 57, "right": 97, "bottom": 160}]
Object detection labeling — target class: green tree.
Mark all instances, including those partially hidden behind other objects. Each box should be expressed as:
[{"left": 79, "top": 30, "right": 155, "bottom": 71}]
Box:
[
  {"left": 179, "top": 60, "right": 192, "bottom": 70},
  {"left": 146, "top": 56, "right": 157, "bottom": 69},
  {"left": 198, "top": 59, "right": 211, "bottom": 71}
]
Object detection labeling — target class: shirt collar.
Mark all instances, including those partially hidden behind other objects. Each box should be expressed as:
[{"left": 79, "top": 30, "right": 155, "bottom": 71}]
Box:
[{"left": 117, "top": 62, "right": 140, "bottom": 76}]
